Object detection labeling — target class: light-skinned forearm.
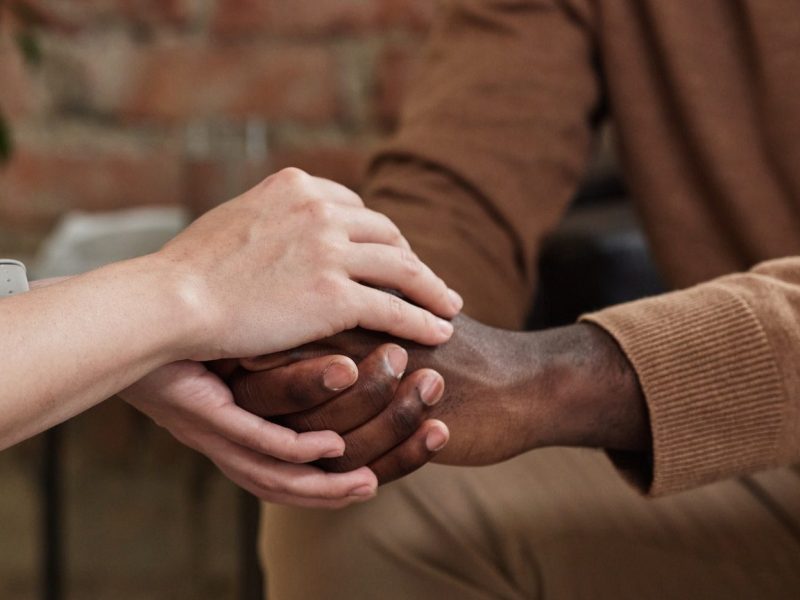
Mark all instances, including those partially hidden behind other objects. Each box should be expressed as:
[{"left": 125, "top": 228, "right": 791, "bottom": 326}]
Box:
[
  {"left": 0, "top": 254, "right": 200, "bottom": 450},
  {"left": 0, "top": 168, "right": 466, "bottom": 453}
]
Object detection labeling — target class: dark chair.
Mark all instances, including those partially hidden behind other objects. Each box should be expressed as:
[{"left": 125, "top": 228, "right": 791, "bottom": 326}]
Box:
[{"left": 529, "top": 190, "right": 665, "bottom": 328}]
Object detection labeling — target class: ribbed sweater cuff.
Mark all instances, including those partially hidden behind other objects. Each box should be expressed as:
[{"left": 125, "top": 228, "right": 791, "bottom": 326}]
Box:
[{"left": 582, "top": 284, "right": 784, "bottom": 496}]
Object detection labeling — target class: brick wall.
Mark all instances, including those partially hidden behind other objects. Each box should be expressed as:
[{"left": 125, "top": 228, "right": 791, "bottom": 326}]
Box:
[
  {"left": 0, "top": 0, "right": 436, "bottom": 258},
  {"left": 0, "top": 2, "right": 437, "bottom": 598}
]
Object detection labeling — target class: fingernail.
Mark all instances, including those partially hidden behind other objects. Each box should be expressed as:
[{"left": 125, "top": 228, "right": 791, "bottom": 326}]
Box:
[
  {"left": 437, "top": 318, "right": 453, "bottom": 337},
  {"left": 322, "top": 447, "right": 345, "bottom": 459},
  {"left": 350, "top": 485, "right": 376, "bottom": 498},
  {"left": 448, "top": 289, "right": 463, "bottom": 311},
  {"left": 425, "top": 427, "right": 449, "bottom": 452},
  {"left": 418, "top": 374, "right": 444, "bottom": 406},
  {"left": 386, "top": 346, "right": 407, "bottom": 379},
  {"left": 323, "top": 360, "right": 357, "bottom": 391}
]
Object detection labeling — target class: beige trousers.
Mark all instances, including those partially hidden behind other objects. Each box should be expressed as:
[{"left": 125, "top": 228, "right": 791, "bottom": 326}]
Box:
[{"left": 260, "top": 448, "right": 800, "bottom": 599}]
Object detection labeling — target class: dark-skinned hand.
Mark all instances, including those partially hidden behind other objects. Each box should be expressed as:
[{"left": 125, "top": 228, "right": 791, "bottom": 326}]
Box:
[
  {"left": 214, "top": 344, "right": 451, "bottom": 485},
  {"left": 228, "top": 314, "right": 648, "bottom": 484}
]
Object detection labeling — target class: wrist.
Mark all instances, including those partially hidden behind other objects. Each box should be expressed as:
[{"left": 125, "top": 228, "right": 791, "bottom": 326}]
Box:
[
  {"left": 514, "top": 323, "right": 650, "bottom": 452},
  {"left": 133, "top": 252, "right": 213, "bottom": 362}
]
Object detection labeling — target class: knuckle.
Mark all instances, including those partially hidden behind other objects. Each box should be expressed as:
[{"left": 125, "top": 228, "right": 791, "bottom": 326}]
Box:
[
  {"left": 244, "top": 463, "right": 275, "bottom": 490},
  {"left": 392, "top": 227, "right": 407, "bottom": 247},
  {"left": 318, "top": 238, "right": 346, "bottom": 265},
  {"left": 323, "top": 282, "right": 357, "bottom": 331},
  {"left": 280, "top": 436, "right": 306, "bottom": 464},
  {"left": 418, "top": 307, "right": 433, "bottom": 335},
  {"left": 387, "top": 397, "right": 422, "bottom": 437},
  {"left": 262, "top": 167, "right": 306, "bottom": 191},
  {"left": 278, "top": 477, "right": 307, "bottom": 497},
  {"left": 389, "top": 226, "right": 407, "bottom": 249},
  {"left": 315, "top": 484, "right": 346, "bottom": 501},
  {"left": 265, "top": 476, "right": 290, "bottom": 495},
  {"left": 284, "top": 378, "right": 317, "bottom": 412},
  {"left": 313, "top": 271, "right": 345, "bottom": 301},
  {"left": 307, "top": 199, "right": 336, "bottom": 226},
  {"left": 275, "top": 166, "right": 308, "bottom": 185},
  {"left": 377, "top": 213, "right": 402, "bottom": 238},
  {"left": 399, "top": 248, "right": 421, "bottom": 277},
  {"left": 362, "top": 377, "right": 395, "bottom": 414},
  {"left": 387, "top": 294, "right": 405, "bottom": 326},
  {"left": 237, "top": 426, "right": 262, "bottom": 452}
]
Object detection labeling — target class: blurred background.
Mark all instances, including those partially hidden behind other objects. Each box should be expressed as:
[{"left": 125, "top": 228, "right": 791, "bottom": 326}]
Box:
[{"left": 0, "top": 1, "right": 437, "bottom": 598}]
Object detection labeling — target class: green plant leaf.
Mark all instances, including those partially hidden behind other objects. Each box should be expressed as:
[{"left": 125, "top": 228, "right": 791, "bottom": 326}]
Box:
[
  {"left": 0, "top": 112, "right": 13, "bottom": 164},
  {"left": 15, "top": 30, "right": 42, "bottom": 67}
]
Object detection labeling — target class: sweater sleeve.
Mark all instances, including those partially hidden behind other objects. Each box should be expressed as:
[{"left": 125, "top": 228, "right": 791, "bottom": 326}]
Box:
[
  {"left": 583, "top": 256, "right": 800, "bottom": 496},
  {"left": 362, "top": 0, "right": 600, "bottom": 329}
]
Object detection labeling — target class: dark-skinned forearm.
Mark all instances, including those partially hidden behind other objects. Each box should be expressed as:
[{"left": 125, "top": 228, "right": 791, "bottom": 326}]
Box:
[{"left": 510, "top": 323, "right": 650, "bottom": 453}]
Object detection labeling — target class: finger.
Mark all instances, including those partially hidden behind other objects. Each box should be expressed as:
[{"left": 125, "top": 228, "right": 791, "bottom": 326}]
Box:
[
  {"left": 277, "top": 344, "right": 407, "bottom": 435},
  {"left": 252, "top": 488, "right": 371, "bottom": 509},
  {"left": 201, "top": 431, "right": 378, "bottom": 501},
  {"left": 369, "top": 419, "right": 450, "bottom": 485},
  {"left": 202, "top": 401, "right": 346, "bottom": 463},
  {"left": 240, "top": 330, "right": 387, "bottom": 372},
  {"left": 317, "top": 369, "right": 445, "bottom": 473},
  {"left": 348, "top": 244, "right": 462, "bottom": 319},
  {"left": 352, "top": 284, "right": 454, "bottom": 346},
  {"left": 231, "top": 355, "right": 358, "bottom": 417},
  {"left": 309, "top": 175, "right": 364, "bottom": 207},
  {"left": 239, "top": 343, "right": 348, "bottom": 373},
  {"left": 240, "top": 350, "right": 307, "bottom": 372},
  {"left": 339, "top": 206, "right": 411, "bottom": 250},
  {"left": 182, "top": 433, "right": 369, "bottom": 508}
]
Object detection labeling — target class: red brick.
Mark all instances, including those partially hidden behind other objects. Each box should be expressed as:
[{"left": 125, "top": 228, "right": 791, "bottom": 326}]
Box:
[
  {"left": 376, "top": 0, "right": 438, "bottom": 30},
  {"left": 0, "top": 148, "right": 183, "bottom": 230},
  {"left": 212, "top": 0, "right": 437, "bottom": 37},
  {"left": 125, "top": 0, "right": 197, "bottom": 26},
  {"left": 184, "top": 156, "right": 271, "bottom": 216},
  {"left": 212, "top": 0, "right": 378, "bottom": 37},
  {"left": 121, "top": 42, "right": 340, "bottom": 123},
  {"left": 374, "top": 42, "right": 424, "bottom": 130},
  {"left": 210, "top": 0, "right": 273, "bottom": 36},
  {"left": 0, "top": 34, "right": 46, "bottom": 119},
  {"left": 45, "top": 0, "right": 199, "bottom": 28},
  {"left": 49, "top": 31, "right": 140, "bottom": 116},
  {"left": 269, "top": 144, "right": 370, "bottom": 191}
]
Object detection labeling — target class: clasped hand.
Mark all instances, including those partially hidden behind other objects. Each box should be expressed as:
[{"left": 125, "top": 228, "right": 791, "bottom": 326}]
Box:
[
  {"left": 227, "top": 316, "right": 537, "bottom": 497},
  {"left": 120, "top": 168, "right": 465, "bottom": 509},
  {"left": 227, "top": 313, "right": 651, "bottom": 506}
]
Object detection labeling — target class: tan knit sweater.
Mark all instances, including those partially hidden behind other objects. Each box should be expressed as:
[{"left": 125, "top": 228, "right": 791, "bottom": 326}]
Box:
[{"left": 362, "top": 0, "right": 800, "bottom": 496}]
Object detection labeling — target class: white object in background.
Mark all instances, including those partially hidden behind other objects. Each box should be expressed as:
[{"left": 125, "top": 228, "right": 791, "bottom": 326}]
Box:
[
  {"left": 0, "top": 259, "right": 29, "bottom": 296},
  {"left": 33, "top": 207, "right": 189, "bottom": 279}
]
